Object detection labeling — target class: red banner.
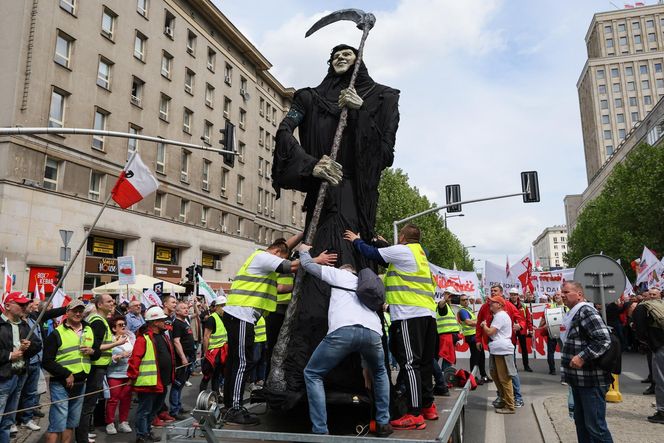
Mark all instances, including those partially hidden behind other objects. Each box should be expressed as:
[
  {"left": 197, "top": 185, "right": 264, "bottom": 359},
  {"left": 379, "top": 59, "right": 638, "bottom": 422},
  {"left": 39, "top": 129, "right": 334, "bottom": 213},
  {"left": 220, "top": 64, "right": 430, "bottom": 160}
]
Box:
[{"left": 28, "top": 266, "right": 61, "bottom": 294}]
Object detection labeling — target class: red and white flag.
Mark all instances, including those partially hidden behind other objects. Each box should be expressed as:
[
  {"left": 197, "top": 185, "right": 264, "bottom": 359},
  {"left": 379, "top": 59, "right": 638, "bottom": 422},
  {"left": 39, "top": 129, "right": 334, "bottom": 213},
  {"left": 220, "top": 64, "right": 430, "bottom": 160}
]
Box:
[
  {"left": 111, "top": 153, "right": 159, "bottom": 209},
  {"left": 636, "top": 246, "right": 663, "bottom": 286},
  {"left": 3, "top": 258, "right": 12, "bottom": 297},
  {"left": 141, "top": 289, "right": 162, "bottom": 308},
  {"left": 33, "top": 279, "right": 45, "bottom": 301},
  {"left": 510, "top": 253, "right": 535, "bottom": 295}
]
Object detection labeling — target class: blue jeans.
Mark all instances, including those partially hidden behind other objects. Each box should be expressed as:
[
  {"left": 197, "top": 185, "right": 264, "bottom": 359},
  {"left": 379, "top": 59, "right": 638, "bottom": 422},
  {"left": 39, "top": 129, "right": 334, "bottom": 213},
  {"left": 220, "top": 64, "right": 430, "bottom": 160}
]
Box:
[
  {"left": 135, "top": 391, "right": 167, "bottom": 438},
  {"left": 433, "top": 358, "right": 449, "bottom": 387},
  {"left": 47, "top": 381, "right": 85, "bottom": 433},
  {"left": 0, "top": 374, "right": 27, "bottom": 443},
  {"left": 304, "top": 326, "right": 389, "bottom": 434},
  {"left": 251, "top": 342, "right": 267, "bottom": 382},
  {"left": 571, "top": 385, "right": 613, "bottom": 443},
  {"left": 511, "top": 348, "right": 523, "bottom": 402},
  {"left": 170, "top": 352, "right": 195, "bottom": 415},
  {"left": 18, "top": 363, "right": 41, "bottom": 423}
]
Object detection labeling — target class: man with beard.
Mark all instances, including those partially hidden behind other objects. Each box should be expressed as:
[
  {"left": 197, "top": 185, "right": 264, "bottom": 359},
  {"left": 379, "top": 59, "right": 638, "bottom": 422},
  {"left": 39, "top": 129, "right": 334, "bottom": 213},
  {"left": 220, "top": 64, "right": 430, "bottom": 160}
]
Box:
[{"left": 271, "top": 44, "right": 399, "bottom": 401}]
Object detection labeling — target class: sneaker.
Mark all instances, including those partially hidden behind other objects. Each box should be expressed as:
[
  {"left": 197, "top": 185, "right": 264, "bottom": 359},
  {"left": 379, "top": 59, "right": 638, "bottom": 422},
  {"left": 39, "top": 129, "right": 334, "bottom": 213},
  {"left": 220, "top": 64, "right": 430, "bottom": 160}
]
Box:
[
  {"left": 173, "top": 413, "right": 189, "bottom": 421},
  {"left": 492, "top": 397, "right": 503, "bottom": 407},
  {"left": 373, "top": 423, "right": 394, "bottom": 438},
  {"left": 22, "top": 420, "right": 41, "bottom": 431},
  {"left": 422, "top": 403, "right": 439, "bottom": 420},
  {"left": 389, "top": 414, "right": 426, "bottom": 430},
  {"left": 642, "top": 376, "right": 653, "bottom": 384},
  {"left": 224, "top": 407, "right": 260, "bottom": 425},
  {"left": 493, "top": 401, "right": 506, "bottom": 409},
  {"left": 9, "top": 425, "right": 17, "bottom": 435},
  {"left": 158, "top": 411, "right": 176, "bottom": 422},
  {"left": 185, "top": 381, "right": 193, "bottom": 387},
  {"left": 151, "top": 417, "right": 166, "bottom": 428},
  {"left": 515, "top": 399, "right": 525, "bottom": 408},
  {"left": 524, "top": 367, "right": 533, "bottom": 372},
  {"left": 106, "top": 423, "right": 117, "bottom": 435},
  {"left": 644, "top": 386, "right": 656, "bottom": 395},
  {"left": 433, "top": 385, "right": 450, "bottom": 396},
  {"left": 482, "top": 376, "right": 493, "bottom": 383},
  {"left": 88, "top": 433, "right": 97, "bottom": 439},
  {"left": 118, "top": 422, "right": 132, "bottom": 433},
  {"left": 647, "top": 411, "right": 664, "bottom": 424},
  {"left": 549, "top": 369, "right": 556, "bottom": 375},
  {"left": 496, "top": 408, "right": 515, "bottom": 414}
]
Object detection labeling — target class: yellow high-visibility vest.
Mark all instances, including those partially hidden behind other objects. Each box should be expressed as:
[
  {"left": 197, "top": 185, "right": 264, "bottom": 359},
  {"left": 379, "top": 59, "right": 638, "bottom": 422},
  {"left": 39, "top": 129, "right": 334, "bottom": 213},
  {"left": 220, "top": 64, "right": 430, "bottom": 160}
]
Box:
[
  {"left": 384, "top": 244, "right": 436, "bottom": 312},
  {"left": 227, "top": 250, "right": 279, "bottom": 313},
  {"left": 277, "top": 274, "right": 294, "bottom": 304},
  {"left": 54, "top": 323, "right": 94, "bottom": 375},
  {"left": 208, "top": 312, "right": 227, "bottom": 349},
  {"left": 437, "top": 304, "right": 460, "bottom": 334},
  {"left": 135, "top": 335, "right": 158, "bottom": 387},
  {"left": 88, "top": 314, "right": 112, "bottom": 366},
  {"left": 254, "top": 316, "right": 267, "bottom": 343},
  {"left": 457, "top": 306, "right": 477, "bottom": 337}
]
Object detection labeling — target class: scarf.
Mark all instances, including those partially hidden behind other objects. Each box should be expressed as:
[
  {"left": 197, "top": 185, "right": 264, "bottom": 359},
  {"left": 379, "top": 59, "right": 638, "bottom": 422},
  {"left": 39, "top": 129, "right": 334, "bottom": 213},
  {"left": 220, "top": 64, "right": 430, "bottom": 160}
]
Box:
[{"left": 560, "top": 302, "right": 592, "bottom": 343}]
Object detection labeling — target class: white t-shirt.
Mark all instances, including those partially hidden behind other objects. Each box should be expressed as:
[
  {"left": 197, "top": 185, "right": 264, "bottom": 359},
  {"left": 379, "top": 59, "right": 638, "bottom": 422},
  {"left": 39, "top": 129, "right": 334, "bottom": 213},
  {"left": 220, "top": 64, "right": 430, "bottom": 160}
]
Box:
[
  {"left": 225, "top": 251, "right": 285, "bottom": 324},
  {"left": 378, "top": 244, "right": 435, "bottom": 321},
  {"left": 488, "top": 310, "right": 514, "bottom": 355},
  {"left": 320, "top": 266, "right": 382, "bottom": 336}
]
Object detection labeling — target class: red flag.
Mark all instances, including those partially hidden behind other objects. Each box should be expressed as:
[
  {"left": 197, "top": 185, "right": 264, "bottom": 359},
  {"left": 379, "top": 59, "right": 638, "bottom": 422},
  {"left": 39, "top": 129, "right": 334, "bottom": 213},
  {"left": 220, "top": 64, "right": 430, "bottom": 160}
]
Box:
[{"left": 111, "top": 153, "right": 159, "bottom": 209}]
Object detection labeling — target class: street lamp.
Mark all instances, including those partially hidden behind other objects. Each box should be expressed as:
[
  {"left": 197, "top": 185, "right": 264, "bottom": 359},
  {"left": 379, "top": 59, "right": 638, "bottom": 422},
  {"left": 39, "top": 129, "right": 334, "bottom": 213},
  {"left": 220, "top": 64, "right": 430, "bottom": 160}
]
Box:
[{"left": 443, "top": 212, "right": 464, "bottom": 229}]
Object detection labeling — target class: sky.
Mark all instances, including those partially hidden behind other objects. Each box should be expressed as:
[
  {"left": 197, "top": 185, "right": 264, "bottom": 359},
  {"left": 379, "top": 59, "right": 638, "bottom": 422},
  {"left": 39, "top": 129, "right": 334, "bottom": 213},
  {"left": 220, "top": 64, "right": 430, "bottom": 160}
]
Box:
[{"left": 214, "top": 0, "right": 635, "bottom": 271}]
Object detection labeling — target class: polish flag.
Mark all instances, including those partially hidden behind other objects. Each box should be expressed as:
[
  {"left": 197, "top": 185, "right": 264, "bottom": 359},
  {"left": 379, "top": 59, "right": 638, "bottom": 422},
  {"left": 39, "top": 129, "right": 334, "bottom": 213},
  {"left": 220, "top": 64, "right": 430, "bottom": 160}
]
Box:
[
  {"left": 52, "top": 289, "right": 71, "bottom": 309},
  {"left": 505, "top": 256, "right": 511, "bottom": 278},
  {"left": 141, "top": 289, "right": 162, "bottom": 308},
  {"left": 3, "top": 258, "right": 12, "bottom": 297},
  {"left": 33, "top": 279, "right": 45, "bottom": 301},
  {"left": 111, "top": 153, "right": 159, "bottom": 209}
]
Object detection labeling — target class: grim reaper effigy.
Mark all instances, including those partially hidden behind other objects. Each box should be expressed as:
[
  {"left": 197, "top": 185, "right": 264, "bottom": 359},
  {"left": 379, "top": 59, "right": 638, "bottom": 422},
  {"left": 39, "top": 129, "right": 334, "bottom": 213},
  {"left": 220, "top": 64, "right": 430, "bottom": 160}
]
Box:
[{"left": 266, "top": 9, "right": 400, "bottom": 409}]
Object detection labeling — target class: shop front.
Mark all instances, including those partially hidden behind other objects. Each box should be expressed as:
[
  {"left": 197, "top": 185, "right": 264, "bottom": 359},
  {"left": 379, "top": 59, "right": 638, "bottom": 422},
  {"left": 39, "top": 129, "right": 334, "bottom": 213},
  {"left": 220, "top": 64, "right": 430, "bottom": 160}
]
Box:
[
  {"left": 27, "top": 266, "right": 62, "bottom": 297},
  {"left": 153, "top": 244, "right": 183, "bottom": 284},
  {"left": 83, "top": 235, "right": 124, "bottom": 290}
]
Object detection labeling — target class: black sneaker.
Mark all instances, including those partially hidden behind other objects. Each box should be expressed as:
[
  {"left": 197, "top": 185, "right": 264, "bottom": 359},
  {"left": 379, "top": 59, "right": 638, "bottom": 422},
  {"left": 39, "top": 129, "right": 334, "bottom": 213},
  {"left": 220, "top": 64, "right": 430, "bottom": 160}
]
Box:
[
  {"left": 549, "top": 369, "right": 556, "bottom": 375},
  {"left": 644, "top": 386, "right": 656, "bottom": 395},
  {"left": 433, "top": 385, "right": 450, "bottom": 396},
  {"left": 642, "top": 377, "right": 653, "bottom": 384},
  {"left": 224, "top": 407, "right": 260, "bottom": 425},
  {"left": 524, "top": 367, "right": 533, "bottom": 372},
  {"left": 374, "top": 423, "right": 393, "bottom": 438},
  {"left": 647, "top": 411, "right": 664, "bottom": 424}
]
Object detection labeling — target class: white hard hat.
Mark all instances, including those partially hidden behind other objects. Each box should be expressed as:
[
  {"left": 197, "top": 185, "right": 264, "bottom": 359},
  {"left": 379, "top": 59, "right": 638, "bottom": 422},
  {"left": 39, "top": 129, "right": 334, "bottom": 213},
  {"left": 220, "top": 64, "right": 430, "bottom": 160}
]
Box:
[
  {"left": 444, "top": 286, "right": 455, "bottom": 294},
  {"left": 212, "top": 295, "right": 227, "bottom": 306},
  {"left": 509, "top": 287, "right": 519, "bottom": 295},
  {"left": 145, "top": 306, "right": 168, "bottom": 321}
]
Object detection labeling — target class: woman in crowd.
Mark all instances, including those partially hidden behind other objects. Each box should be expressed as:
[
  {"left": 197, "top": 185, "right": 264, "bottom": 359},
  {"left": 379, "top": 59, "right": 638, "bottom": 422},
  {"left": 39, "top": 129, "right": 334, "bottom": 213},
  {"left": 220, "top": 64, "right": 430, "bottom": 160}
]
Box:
[{"left": 105, "top": 315, "right": 134, "bottom": 434}]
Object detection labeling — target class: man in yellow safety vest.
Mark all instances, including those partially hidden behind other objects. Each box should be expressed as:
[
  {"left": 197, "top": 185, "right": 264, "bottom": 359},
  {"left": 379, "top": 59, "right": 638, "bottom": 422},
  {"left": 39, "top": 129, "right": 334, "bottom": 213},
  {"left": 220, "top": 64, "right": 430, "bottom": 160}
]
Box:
[
  {"left": 200, "top": 296, "right": 227, "bottom": 394},
  {"left": 433, "top": 288, "right": 460, "bottom": 396}
]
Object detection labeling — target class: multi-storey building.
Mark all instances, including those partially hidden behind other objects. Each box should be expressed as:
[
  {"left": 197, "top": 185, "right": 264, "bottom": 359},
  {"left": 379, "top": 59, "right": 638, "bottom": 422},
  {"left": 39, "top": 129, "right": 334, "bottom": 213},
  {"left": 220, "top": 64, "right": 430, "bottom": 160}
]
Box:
[
  {"left": 532, "top": 225, "right": 568, "bottom": 270},
  {"left": 0, "top": 0, "right": 305, "bottom": 295}
]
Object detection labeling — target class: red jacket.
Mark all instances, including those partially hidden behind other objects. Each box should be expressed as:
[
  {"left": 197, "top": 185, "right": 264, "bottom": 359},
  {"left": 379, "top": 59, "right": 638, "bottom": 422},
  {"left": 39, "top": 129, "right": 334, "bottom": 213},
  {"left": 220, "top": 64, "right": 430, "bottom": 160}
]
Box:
[
  {"left": 510, "top": 300, "right": 533, "bottom": 335},
  {"left": 128, "top": 327, "right": 175, "bottom": 393},
  {"left": 475, "top": 301, "right": 526, "bottom": 348}
]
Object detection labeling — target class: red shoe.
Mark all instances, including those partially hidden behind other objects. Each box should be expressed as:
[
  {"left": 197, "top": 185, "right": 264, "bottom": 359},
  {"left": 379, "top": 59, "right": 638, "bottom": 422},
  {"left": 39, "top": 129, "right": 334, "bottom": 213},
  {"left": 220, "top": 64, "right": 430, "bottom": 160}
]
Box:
[
  {"left": 151, "top": 417, "right": 166, "bottom": 428},
  {"left": 422, "top": 403, "right": 439, "bottom": 420},
  {"left": 159, "top": 412, "right": 176, "bottom": 423},
  {"left": 389, "top": 414, "right": 426, "bottom": 430}
]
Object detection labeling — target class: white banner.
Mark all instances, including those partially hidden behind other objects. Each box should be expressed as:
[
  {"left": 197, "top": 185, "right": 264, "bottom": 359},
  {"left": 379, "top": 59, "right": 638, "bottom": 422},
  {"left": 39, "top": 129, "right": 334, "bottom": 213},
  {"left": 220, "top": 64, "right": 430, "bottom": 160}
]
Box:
[
  {"left": 117, "top": 256, "right": 136, "bottom": 286},
  {"left": 141, "top": 288, "right": 162, "bottom": 308},
  {"left": 429, "top": 263, "right": 480, "bottom": 301}
]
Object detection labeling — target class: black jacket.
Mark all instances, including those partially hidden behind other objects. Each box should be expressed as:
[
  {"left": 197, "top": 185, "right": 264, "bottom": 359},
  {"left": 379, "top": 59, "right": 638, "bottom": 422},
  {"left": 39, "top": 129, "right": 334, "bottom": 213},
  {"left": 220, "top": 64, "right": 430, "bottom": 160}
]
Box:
[
  {"left": 632, "top": 303, "right": 664, "bottom": 351},
  {"left": 0, "top": 315, "right": 42, "bottom": 378}
]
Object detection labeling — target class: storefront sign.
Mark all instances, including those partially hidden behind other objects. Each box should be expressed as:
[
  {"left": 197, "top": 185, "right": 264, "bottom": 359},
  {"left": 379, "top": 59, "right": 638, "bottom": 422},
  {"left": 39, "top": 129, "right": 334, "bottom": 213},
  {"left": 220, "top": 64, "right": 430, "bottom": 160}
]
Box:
[
  {"left": 85, "top": 257, "right": 118, "bottom": 275},
  {"left": 28, "top": 266, "right": 61, "bottom": 293},
  {"left": 153, "top": 264, "right": 182, "bottom": 279},
  {"left": 92, "top": 237, "right": 115, "bottom": 255},
  {"left": 202, "top": 253, "right": 215, "bottom": 268}
]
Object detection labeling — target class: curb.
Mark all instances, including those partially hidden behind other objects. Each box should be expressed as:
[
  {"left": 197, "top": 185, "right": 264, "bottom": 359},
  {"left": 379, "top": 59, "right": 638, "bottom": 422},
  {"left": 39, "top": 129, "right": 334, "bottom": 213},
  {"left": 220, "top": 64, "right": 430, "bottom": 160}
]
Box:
[{"left": 532, "top": 398, "right": 561, "bottom": 443}]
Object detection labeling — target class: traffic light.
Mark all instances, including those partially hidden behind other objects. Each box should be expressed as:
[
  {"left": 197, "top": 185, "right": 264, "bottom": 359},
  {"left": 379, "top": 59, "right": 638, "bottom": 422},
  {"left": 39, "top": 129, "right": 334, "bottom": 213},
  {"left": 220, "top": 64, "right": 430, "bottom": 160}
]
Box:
[
  {"left": 195, "top": 265, "right": 203, "bottom": 281},
  {"left": 521, "top": 171, "right": 540, "bottom": 203},
  {"left": 445, "top": 184, "right": 462, "bottom": 213},
  {"left": 219, "top": 120, "right": 236, "bottom": 167},
  {"left": 185, "top": 265, "right": 195, "bottom": 283}
]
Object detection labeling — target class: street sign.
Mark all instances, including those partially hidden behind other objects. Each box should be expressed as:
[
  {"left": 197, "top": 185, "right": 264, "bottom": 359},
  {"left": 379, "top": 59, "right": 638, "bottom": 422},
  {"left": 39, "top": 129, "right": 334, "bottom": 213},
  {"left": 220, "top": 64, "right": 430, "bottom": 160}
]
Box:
[
  {"left": 59, "top": 247, "right": 71, "bottom": 262},
  {"left": 59, "top": 230, "right": 74, "bottom": 247},
  {"left": 574, "top": 255, "right": 626, "bottom": 323},
  {"left": 445, "top": 184, "right": 462, "bottom": 213}
]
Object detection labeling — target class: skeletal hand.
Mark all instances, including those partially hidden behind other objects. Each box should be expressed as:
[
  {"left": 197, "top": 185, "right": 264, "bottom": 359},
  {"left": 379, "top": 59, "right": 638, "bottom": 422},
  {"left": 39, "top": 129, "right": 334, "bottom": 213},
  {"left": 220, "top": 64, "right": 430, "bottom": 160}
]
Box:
[
  {"left": 312, "top": 155, "right": 343, "bottom": 186},
  {"left": 338, "top": 87, "right": 363, "bottom": 109}
]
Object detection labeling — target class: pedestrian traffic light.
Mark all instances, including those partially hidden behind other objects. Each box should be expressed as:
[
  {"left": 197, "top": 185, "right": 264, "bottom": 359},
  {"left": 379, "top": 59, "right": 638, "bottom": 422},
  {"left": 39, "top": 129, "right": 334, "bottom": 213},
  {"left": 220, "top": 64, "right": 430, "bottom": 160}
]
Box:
[
  {"left": 445, "top": 184, "right": 462, "bottom": 213},
  {"left": 219, "top": 120, "right": 236, "bottom": 167},
  {"left": 185, "top": 265, "right": 195, "bottom": 283},
  {"left": 521, "top": 171, "right": 540, "bottom": 203},
  {"left": 195, "top": 265, "right": 203, "bottom": 281}
]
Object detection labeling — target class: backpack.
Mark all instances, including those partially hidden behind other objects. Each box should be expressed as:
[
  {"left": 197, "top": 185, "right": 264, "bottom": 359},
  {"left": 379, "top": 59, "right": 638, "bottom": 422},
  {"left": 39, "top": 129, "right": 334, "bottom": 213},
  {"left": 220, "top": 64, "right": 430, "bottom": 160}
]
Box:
[
  {"left": 576, "top": 306, "right": 622, "bottom": 374},
  {"left": 642, "top": 300, "right": 664, "bottom": 329},
  {"left": 329, "top": 267, "right": 386, "bottom": 312}
]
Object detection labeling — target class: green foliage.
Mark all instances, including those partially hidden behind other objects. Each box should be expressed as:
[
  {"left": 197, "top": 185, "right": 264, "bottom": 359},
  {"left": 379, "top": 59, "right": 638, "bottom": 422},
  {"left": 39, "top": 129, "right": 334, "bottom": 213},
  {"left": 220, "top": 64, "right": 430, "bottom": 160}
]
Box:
[
  {"left": 566, "top": 143, "right": 664, "bottom": 278},
  {"left": 375, "top": 168, "right": 473, "bottom": 270}
]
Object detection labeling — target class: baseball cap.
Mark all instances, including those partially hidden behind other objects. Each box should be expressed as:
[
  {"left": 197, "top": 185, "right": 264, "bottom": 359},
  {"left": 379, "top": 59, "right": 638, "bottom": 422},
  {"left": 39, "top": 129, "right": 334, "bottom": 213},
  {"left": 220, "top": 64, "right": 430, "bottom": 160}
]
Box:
[
  {"left": 508, "top": 288, "right": 519, "bottom": 295},
  {"left": 4, "top": 292, "right": 30, "bottom": 305},
  {"left": 67, "top": 299, "right": 85, "bottom": 311},
  {"left": 488, "top": 295, "right": 505, "bottom": 306}
]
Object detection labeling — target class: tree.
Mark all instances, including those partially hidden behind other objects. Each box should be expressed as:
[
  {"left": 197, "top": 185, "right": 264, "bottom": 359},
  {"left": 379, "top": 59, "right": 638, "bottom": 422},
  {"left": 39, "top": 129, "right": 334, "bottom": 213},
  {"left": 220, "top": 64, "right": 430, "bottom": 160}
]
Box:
[
  {"left": 374, "top": 168, "right": 473, "bottom": 270},
  {"left": 566, "top": 143, "right": 664, "bottom": 278}
]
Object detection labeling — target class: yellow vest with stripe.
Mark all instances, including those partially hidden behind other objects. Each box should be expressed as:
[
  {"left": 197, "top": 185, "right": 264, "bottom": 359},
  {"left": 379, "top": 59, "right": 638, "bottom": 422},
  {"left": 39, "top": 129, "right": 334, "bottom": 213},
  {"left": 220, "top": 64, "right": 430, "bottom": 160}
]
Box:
[
  {"left": 384, "top": 312, "right": 391, "bottom": 336},
  {"left": 255, "top": 316, "right": 267, "bottom": 343},
  {"left": 227, "top": 250, "right": 279, "bottom": 312},
  {"left": 208, "top": 312, "right": 227, "bottom": 349},
  {"left": 88, "top": 314, "right": 113, "bottom": 366},
  {"left": 55, "top": 323, "right": 94, "bottom": 375},
  {"left": 384, "top": 243, "right": 436, "bottom": 312},
  {"left": 135, "top": 335, "right": 158, "bottom": 387},
  {"left": 436, "top": 304, "right": 460, "bottom": 334},
  {"left": 277, "top": 274, "right": 294, "bottom": 304},
  {"left": 457, "top": 306, "right": 477, "bottom": 337}
]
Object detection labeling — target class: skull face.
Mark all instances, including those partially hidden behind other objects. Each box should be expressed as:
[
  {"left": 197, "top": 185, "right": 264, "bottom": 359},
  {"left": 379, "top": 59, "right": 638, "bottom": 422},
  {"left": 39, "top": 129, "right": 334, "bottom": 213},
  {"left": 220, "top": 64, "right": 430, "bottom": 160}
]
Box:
[{"left": 331, "top": 49, "right": 356, "bottom": 74}]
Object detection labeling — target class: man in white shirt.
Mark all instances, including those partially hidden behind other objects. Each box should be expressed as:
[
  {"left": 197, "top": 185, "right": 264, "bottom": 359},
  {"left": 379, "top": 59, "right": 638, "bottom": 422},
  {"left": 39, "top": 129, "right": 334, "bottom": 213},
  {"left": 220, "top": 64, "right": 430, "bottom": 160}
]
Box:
[
  {"left": 480, "top": 295, "right": 516, "bottom": 414},
  {"left": 297, "top": 244, "right": 392, "bottom": 438}
]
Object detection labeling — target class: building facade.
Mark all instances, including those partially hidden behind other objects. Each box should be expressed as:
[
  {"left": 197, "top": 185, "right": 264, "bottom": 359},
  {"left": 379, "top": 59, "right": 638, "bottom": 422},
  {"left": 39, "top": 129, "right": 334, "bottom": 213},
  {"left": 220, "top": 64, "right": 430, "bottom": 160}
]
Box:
[
  {"left": 577, "top": 3, "right": 664, "bottom": 183},
  {"left": 0, "top": 0, "right": 306, "bottom": 296},
  {"left": 532, "top": 225, "right": 568, "bottom": 270}
]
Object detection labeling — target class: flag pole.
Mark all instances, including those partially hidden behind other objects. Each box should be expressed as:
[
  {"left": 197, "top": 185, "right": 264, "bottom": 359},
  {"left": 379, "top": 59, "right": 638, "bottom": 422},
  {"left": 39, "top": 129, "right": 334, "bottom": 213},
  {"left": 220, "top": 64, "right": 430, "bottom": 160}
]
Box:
[{"left": 26, "top": 151, "right": 139, "bottom": 339}]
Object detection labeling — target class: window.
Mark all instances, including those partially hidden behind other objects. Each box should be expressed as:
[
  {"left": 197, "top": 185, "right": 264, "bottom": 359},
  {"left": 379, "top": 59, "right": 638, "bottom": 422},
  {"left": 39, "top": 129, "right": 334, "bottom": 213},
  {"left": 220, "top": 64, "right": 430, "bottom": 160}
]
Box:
[
  {"left": 619, "top": 128, "right": 626, "bottom": 139},
  {"left": 60, "top": 0, "right": 75, "bottom": 14},
  {"left": 598, "top": 84, "right": 607, "bottom": 94},
  {"left": 263, "top": 189, "right": 269, "bottom": 215},
  {"left": 614, "top": 97, "right": 623, "bottom": 108},
  {"left": 131, "top": 76, "right": 144, "bottom": 107},
  {"left": 656, "top": 63, "right": 663, "bottom": 73},
  {"left": 238, "top": 142, "right": 245, "bottom": 163},
  {"left": 240, "top": 77, "right": 248, "bottom": 96},
  {"left": 154, "top": 245, "right": 177, "bottom": 265},
  {"left": 182, "top": 108, "right": 192, "bottom": 134},
  {"left": 54, "top": 31, "right": 73, "bottom": 68},
  {"left": 606, "top": 145, "right": 614, "bottom": 156},
  {"left": 600, "top": 99, "right": 608, "bottom": 109},
  {"left": 101, "top": 8, "right": 116, "bottom": 40},
  {"left": 601, "top": 115, "right": 610, "bottom": 124},
  {"left": 642, "top": 79, "right": 650, "bottom": 90},
  {"left": 629, "top": 96, "right": 638, "bottom": 106},
  {"left": 264, "top": 160, "right": 270, "bottom": 179},
  {"left": 596, "top": 69, "right": 605, "bottom": 79},
  {"left": 179, "top": 199, "right": 189, "bottom": 223},
  {"left": 626, "top": 66, "right": 633, "bottom": 76},
  {"left": 618, "top": 23, "right": 626, "bottom": 32},
  {"left": 259, "top": 127, "right": 264, "bottom": 146},
  {"left": 89, "top": 171, "right": 102, "bottom": 201},
  {"left": 291, "top": 202, "right": 297, "bottom": 224},
  {"left": 239, "top": 108, "right": 246, "bottom": 129},
  {"left": 161, "top": 51, "right": 173, "bottom": 79},
  {"left": 647, "top": 19, "right": 654, "bottom": 28},
  {"left": 164, "top": 10, "right": 175, "bottom": 38},
  {"left": 159, "top": 94, "right": 171, "bottom": 122},
  {"left": 631, "top": 111, "right": 639, "bottom": 121},
  {"left": 604, "top": 25, "right": 612, "bottom": 34},
  {"left": 657, "top": 79, "right": 664, "bottom": 89},
  {"left": 92, "top": 109, "right": 108, "bottom": 151},
  {"left": 137, "top": 0, "right": 148, "bottom": 17},
  {"left": 237, "top": 176, "right": 244, "bottom": 203},
  {"left": 645, "top": 95, "right": 653, "bottom": 105},
  {"left": 202, "top": 160, "right": 210, "bottom": 190},
  {"left": 257, "top": 186, "right": 263, "bottom": 212},
  {"left": 640, "top": 64, "right": 648, "bottom": 74},
  {"left": 220, "top": 168, "right": 228, "bottom": 197},
  {"left": 154, "top": 192, "right": 163, "bottom": 216},
  {"left": 633, "top": 21, "right": 641, "bottom": 30},
  {"left": 627, "top": 81, "right": 635, "bottom": 91},
  {"left": 205, "top": 83, "right": 214, "bottom": 108},
  {"left": 184, "top": 68, "right": 195, "bottom": 94},
  {"left": 612, "top": 83, "right": 620, "bottom": 93},
  {"left": 611, "top": 67, "right": 619, "bottom": 78},
  {"left": 237, "top": 217, "right": 244, "bottom": 236},
  {"left": 606, "top": 38, "right": 614, "bottom": 48},
  {"left": 48, "top": 89, "right": 67, "bottom": 128},
  {"left": 634, "top": 34, "right": 642, "bottom": 44},
  {"left": 224, "top": 64, "right": 232, "bottom": 85},
  {"left": 156, "top": 142, "right": 166, "bottom": 174},
  {"left": 258, "top": 157, "right": 264, "bottom": 176},
  {"left": 223, "top": 97, "right": 231, "bottom": 118},
  {"left": 134, "top": 32, "right": 147, "bottom": 62},
  {"left": 619, "top": 36, "right": 627, "bottom": 45},
  {"left": 617, "top": 113, "right": 624, "bottom": 123},
  {"left": 648, "top": 33, "right": 656, "bottom": 43},
  {"left": 203, "top": 120, "right": 212, "bottom": 145},
  {"left": 201, "top": 206, "right": 208, "bottom": 226},
  {"left": 604, "top": 129, "right": 612, "bottom": 140},
  {"left": 180, "top": 150, "right": 190, "bottom": 182},
  {"left": 207, "top": 47, "right": 216, "bottom": 72},
  {"left": 186, "top": 30, "right": 197, "bottom": 55},
  {"left": 272, "top": 107, "right": 277, "bottom": 124},
  {"left": 127, "top": 124, "right": 140, "bottom": 160},
  {"left": 265, "top": 103, "right": 271, "bottom": 122},
  {"left": 43, "top": 157, "right": 59, "bottom": 190},
  {"left": 259, "top": 97, "right": 265, "bottom": 116},
  {"left": 97, "top": 57, "right": 112, "bottom": 90},
  {"left": 265, "top": 131, "right": 270, "bottom": 149}
]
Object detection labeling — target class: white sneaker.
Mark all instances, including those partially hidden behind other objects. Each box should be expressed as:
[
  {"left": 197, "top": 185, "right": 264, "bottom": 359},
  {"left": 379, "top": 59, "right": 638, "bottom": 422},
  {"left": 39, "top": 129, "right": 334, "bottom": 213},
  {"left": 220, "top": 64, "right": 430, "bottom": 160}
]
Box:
[
  {"left": 105, "top": 423, "right": 117, "bottom": 435},
  {"left": 185, "top": 381, "right": 193, "bottom": 387},
  {"left": 9, "top": 425, "right": 17, "bottom": 434},
  {"left": 22, "top": 420, "right": 41, "bottom": 431},
  {"left": 88, "top": 432, "right": 97, "bottom": 440},
  {"left": 118, "top": 422, "right": 132, "bottom": 433}
]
